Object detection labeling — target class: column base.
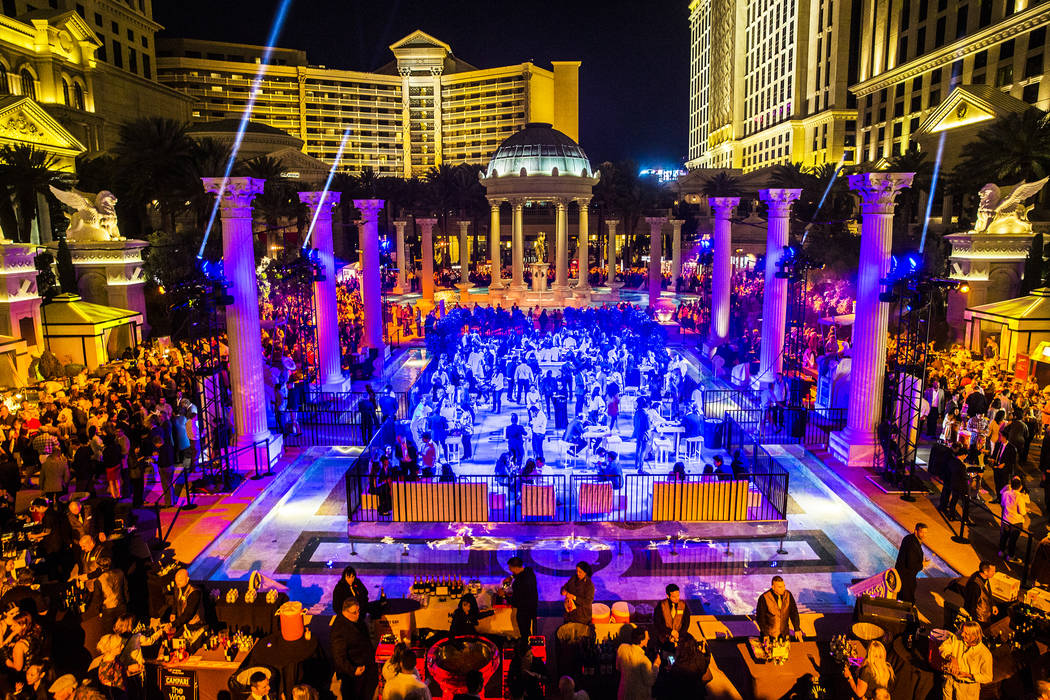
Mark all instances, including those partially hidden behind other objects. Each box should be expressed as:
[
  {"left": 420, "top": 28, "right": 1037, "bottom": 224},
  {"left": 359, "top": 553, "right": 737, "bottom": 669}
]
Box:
[
  {"left": 321, "top": 375, "right": 353, "bottom": 393},
  {"left": 829, "top": 426, "right": 877, "bottom": 467},
  {"left": 233, "top": 432, "right": 283, "bottom": 471},
  {"left": 455, "top": 282, "right": 474, "bottom": 302},
  {"left": 392, "top": 285, "right": 404, "bottom": 295},
  {"left": 505, "top": 283, "right": 527, "bottom": 303},
  {"left": 572, "top": 286, "right": 592, "bottom": 305},
  {"left": 749, "top": 376, "right": 771, "bottom": 393}
]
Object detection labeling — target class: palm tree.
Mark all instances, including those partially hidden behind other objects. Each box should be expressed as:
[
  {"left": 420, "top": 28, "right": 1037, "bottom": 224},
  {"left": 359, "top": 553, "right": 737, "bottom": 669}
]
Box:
[
  {"left": 0, "top": 145, "right": 62, "bottom": 243},
  {"left": 699, "top": 172, "right": 743, "bottom": 198},
  {"left": 239, "top": 155, "right": 304, "bottom": 244},
  {"left": 953, "top": 108, "right": 1050, "bottom": 202},
  {"left": 183, "top": 138, "right": 234, "bottom": 234},
  {"left": 885, "top": 146, "right": 934, "bottom": 246},
  {"left": 111, "top": 117, "right": 198, "bottom": 236}
]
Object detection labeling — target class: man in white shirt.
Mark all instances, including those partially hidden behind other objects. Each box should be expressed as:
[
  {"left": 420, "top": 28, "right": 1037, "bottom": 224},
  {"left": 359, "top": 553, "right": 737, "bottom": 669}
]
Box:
[
  {"left": 999, "top": 476, "right": 1029, "bottom": 562},
  {"left": 529, "top": 406, "right": 547, "bottom": 463},
  {"left": 382, "top": 649, "right": 432, "bottom": 700},
  {"left": 615, "top": 625, "right": 660, "bottom": 700},
  {"left": 491, "top": 369, "right": 505, "bottom": 414},
  {"left": 514, "top": 360, "right": 534, "bottom": 404}
]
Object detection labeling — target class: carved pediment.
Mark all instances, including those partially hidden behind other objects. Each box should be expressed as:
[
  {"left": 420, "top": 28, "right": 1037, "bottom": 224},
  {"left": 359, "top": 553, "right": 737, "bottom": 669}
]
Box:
[
  {"left": 0, "top": 97, "right": 85, "bottom": 153},
  {"left": 915, "top": 85, "right": 1030, "bottom": 137}
]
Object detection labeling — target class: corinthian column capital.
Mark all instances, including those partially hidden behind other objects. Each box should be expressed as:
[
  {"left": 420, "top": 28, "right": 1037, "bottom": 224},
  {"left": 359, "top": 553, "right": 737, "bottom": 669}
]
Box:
[
  {"left": 299, "top": 190, "right": 342, "bottom": 212},
  {"left": 202, "top": 177, "right": 264, "bottom": 218},
  {"left": 849, "top": 173, "right": 914, "bottom": 214}
]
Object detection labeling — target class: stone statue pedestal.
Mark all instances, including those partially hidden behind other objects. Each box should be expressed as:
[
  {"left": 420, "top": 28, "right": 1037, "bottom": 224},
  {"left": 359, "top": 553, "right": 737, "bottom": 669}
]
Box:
[
  {"left": 455, "top": 282, "right": 474, "bottom": 303},
  {"left": 530, "top": 263, "right": 550, "bottom": 292},
  {"left": 49, "top": 239, "right": 149, "bottom": 336}
]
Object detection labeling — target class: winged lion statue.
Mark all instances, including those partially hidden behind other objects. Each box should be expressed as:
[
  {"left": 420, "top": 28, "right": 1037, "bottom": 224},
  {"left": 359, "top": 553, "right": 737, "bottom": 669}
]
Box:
[
  {"left": 49, "top": 186, "right": 123, "bottom": 242},
  {"left": 974, "top": 177, "right": 1048, "bottom": 234}
]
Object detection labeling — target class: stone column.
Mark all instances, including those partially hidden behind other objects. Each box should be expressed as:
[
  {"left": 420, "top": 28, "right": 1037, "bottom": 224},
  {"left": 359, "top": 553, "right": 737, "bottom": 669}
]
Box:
[
  {"left": 202, "top": 177, "right": 275, "bottom": 453},
  {"left": 646, "top": 216, "right": 667, "bottom": 308},
  {"left": 576, "top": 198, "right": 591, "bottom": 290},
  {"left": 354, "top": 199, "right": 385, "bottom": 354},
  {"left": 392, "top": 219, "right": 407, "bottom": 294},
  {"left": 755, "top": 189, "right": 802, "bottom": 389},
  {"left": 669, "top": 219, "right": 685, "bottom": 286},
  {"left": 417, "top": 217, "right": 436, "bottom": 302},
  {"left": 829, "top": 173, "right": 914, "bottom": 467},
  {"left": 300, "top": 191, "right": 345, "bottom": 391},
  {"left": 710, "top": 197, "right": 740, "bottom": 346},
  {"left": 606, "top": 219, "right": 619, "bottom": 282},
  {"left": 554, "top": 199, "right": 569, "bottom": 301},
  {"left": 489, "top": 202, "right": 504, "bottom": 290},
  {"left": 456, "top": 220, "right": 473, "bottom": 302},
  {"left": 510, "top": 201, "right": 525, "bottom": 296}
]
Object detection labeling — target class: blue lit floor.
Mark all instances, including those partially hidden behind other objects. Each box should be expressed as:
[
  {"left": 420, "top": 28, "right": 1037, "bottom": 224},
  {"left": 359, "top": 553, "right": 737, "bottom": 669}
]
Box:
[{"left": 189, "top": 437, "right": 955, "bottom": 617}]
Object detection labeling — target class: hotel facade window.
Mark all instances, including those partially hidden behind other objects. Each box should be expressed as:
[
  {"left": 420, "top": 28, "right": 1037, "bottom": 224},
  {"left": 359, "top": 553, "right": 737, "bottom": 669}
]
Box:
[
  {"left": 686, "top": 0, "right": 861, "bottom": 172},
  {"left": 851, "top": 0, "right": 1050, "bottom": 162},
  {"left": 156, "top": 32, "right": 580, "bottom": 178}
]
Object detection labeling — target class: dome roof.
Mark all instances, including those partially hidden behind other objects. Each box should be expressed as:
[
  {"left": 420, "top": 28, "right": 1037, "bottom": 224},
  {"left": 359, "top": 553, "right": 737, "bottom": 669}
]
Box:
[{"left": 486, "top": 123, "right": 593, "bottom": 178}]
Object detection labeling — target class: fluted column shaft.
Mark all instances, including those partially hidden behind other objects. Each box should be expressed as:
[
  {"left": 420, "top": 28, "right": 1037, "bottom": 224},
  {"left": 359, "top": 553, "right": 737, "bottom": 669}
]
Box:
[
  {"left": 670, "top": 219, "right": 684, "bottom": 284},
  {"left": 354, "top": 199, "right": 385, "bottom": 351},
  {"left": 710, "top": 198, "right": 740, "bottom": 344},
  {"left": 489, "top": 202, "right": 504, "bottom": 289},
  {"left": 577, "top": 199, "right": 590, "bottom": 289},
  {"left": 300, "top": 191, "right": 344, "bottom": 388},
  {"left": 511, "top": 202, "right": 525, "bottom": 290},
  {"left": 393, "top": 219, "right": 407, "bottom": 294},
  {"left": 417, "top": 218, "right": 436, "bottom": 301},
  {"left": 831, "top": 173, "right": 914, "bottom": 466},
  {"left": 757, "top": 190, "right": 802, "bottom": 385},
  {"left": 606, "top": 219, "right": 619, "bottom": 282},
  {"left": 555, "top": 200, "right": 569, "bottom": 289},
  {"left": 457, "top": 220, "right": 470, "bottom": 283},
  {"left": 203, "top": 177, "right": 268, "bottom": 443},
  {"left": 646, "top": 216, "right": 666, "bottom": 307}
]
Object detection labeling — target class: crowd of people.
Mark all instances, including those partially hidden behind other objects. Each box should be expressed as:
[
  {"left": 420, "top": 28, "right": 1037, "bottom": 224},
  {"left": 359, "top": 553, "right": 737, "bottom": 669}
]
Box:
[{"left": 0, "top": 335, "right": 247, "bottom": 698}]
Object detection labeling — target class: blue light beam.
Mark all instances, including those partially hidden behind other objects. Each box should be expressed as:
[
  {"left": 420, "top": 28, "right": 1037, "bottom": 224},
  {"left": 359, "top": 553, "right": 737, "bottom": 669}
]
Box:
[
  {"left": 302, "top": 126, "right": 353, "bottom": 250},
  {"left": 919, "top": 131, "right": 946, "bottom": 254},
  {"left": 802, "top": 152, "right": 848, "bottom": 246},
  {"left": 197, "top": 0, "right": 295, "bottom": 259}
]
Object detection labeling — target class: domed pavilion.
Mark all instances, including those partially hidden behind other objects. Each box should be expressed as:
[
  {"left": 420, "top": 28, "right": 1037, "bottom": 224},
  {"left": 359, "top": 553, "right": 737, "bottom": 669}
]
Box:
[{"left": 480, "top": 122, "right": 599, "bottom": 305}]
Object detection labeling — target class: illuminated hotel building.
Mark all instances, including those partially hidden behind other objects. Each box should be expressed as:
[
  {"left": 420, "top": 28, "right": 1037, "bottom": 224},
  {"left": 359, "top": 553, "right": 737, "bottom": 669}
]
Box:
[
  {"left": 1, "top": 1, "right": 191, "bottom": 149},
  {"left": 851, "top": 0, "right": 1050, "bottom": 163},
  {"left": 156, "top": 31, "right": 581, "bottom": 178},
  {"left": 686, "top": 0, "right": 861, "bottom": 173}
]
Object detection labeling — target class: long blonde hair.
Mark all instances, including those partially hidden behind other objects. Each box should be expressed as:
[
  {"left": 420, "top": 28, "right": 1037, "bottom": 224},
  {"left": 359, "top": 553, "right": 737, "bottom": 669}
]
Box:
[{"left": 862, "top": 640, "right": 895, "bottom": 689}]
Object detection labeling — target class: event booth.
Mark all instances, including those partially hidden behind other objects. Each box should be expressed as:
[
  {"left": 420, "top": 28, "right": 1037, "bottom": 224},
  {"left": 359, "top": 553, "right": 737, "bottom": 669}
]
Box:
[
  {"left": 962, "top": 286, "right": 1050, "bottom": 374},
  {"left": 40, "top": 293, "right": 142, "bottom": 369}
]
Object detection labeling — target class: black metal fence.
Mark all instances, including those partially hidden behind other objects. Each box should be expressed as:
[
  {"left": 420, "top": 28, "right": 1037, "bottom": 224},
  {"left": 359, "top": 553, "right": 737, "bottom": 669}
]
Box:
[
  {"left": 281, "top": 387, "right": 411, "bottom": 448},
  {"left": 346, "top": 465, "right": 789, "bottom": 523},
  {"left": 722, "top": 406, "right": 848, "bottom": 452},
  {"left": 702, "top": 388, "right": 760, "bottom": 422}
]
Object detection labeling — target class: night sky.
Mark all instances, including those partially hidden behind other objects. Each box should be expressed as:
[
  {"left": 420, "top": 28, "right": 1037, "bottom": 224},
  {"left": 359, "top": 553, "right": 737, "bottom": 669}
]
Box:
[{"left": 153, "top": 0, "right": 690, "bottom": 168}]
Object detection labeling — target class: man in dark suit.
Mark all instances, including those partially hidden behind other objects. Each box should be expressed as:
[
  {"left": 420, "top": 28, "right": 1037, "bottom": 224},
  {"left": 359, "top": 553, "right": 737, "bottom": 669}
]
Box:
[
  {"left": 166, "top": 568, "right": 205, "bottom": 633},
  {"left": 963, "top": 561, "right": 998, "bottom": 628},
  {"left": 506, "top": 556, "right": 538, "bottom": 639},
  {"left": 894, "top": 523, "right": 929, "bottom": 603},
  {"left": 332, "top": 565, "right": 369, "bottom": 632},
  {"left": 331, "top": 598, "right": 378, "bottom": 700}
]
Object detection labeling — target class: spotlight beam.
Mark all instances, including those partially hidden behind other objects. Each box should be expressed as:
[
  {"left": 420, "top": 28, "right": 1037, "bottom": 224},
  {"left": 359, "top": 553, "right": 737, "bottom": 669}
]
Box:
[
  {"left": 919, "top": 131, "right": 946, "bottom": 254},
  {"left": 197, "top": 0, "right": 295, "bottom": 259},
  {"left": 302, "top": 126, "right": 353, "bottom": 250},
  {"left": 801, "top": 151, "right": 847, "bottom": 246}
]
